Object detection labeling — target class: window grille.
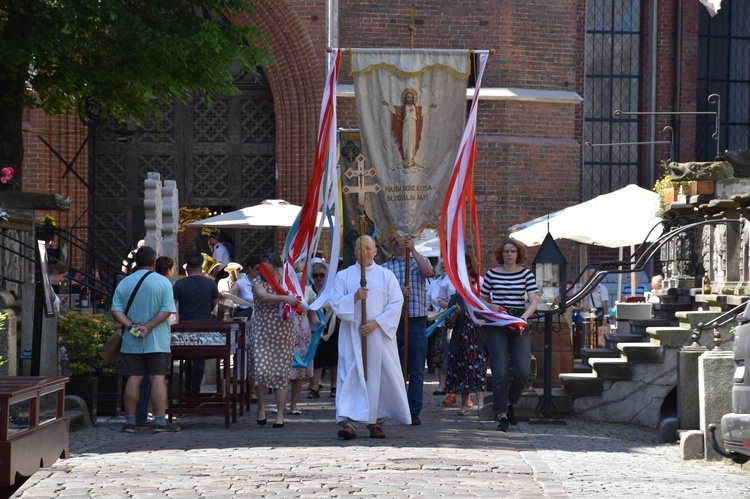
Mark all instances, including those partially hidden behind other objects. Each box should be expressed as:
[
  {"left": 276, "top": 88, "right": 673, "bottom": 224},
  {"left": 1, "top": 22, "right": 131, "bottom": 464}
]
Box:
[
  {"left": 583, "top": 0, "right": 641, "bottom": 200},
  {"left": 697, "top": 0, "right": 750, "bottom": 159}
]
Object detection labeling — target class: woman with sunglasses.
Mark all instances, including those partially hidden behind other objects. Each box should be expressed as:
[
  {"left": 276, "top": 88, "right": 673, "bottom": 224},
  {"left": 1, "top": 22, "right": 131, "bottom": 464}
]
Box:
[{"left": 307, "top": 262, "right": 339, "bottom": 399}]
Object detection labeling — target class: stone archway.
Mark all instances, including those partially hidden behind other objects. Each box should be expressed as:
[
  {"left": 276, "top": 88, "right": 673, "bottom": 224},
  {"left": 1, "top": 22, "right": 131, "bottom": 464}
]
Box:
[{"left": 242, "top": 1, "right": 325, "bottom": 205}]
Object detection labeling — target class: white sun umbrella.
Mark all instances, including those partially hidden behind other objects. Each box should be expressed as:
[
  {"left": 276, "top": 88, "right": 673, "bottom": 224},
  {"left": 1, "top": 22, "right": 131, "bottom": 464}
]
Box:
[
  {"left": 414, "top": 228, "right": 440, "bottom": 258},
  {"left": 509, "top": 184, "right": 663, "bottom": 298},
  {"left": 186, "top": 199, "right": 332, "bottom": 229},
  {"left": 509, "top": 185, "right": 662, "bottom": 248}
]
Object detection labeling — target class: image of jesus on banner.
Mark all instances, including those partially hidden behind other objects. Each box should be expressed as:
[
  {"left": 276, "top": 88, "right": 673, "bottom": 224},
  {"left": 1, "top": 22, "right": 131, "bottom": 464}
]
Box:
[{"left": 382, "top": 88, "right": 437, "bottom": 169}]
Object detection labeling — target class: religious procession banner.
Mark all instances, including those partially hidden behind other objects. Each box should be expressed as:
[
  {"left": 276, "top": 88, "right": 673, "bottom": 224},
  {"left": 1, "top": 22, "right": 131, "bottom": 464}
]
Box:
[{"left": 351, "top": 49, "right": 471, "bottom": 239}]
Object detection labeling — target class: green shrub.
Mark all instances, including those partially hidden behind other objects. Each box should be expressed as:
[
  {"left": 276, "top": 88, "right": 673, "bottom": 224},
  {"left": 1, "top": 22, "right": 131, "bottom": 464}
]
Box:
[{"left": 58, "top": 311, "right": 120, "bottom": 377}]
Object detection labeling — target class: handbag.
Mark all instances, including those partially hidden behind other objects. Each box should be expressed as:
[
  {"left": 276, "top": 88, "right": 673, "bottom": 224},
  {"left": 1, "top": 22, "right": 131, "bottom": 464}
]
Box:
[
  {"left": 98, "top": 271, "right": 153, "bottom": 362},
  {"left": 99, "top": 330, "right": 123, "bottom": 363}
]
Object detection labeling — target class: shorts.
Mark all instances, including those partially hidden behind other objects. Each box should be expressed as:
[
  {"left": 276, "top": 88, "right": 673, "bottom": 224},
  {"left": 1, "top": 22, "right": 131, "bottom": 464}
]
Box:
[{"left": 121, "top": 352, "right": 172, "bottom": 377}]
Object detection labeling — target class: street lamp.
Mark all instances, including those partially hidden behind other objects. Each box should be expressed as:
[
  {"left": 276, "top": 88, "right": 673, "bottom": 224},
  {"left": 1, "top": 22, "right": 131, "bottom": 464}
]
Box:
[{"left": 531, "top": 232, "right": 567, "bottom": 422}]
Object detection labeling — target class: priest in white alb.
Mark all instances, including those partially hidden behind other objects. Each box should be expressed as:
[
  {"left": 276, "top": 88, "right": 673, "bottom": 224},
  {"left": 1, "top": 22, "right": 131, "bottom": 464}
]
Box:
[{"left": 329, "top": 235, "right": 411, "bottom": 439}]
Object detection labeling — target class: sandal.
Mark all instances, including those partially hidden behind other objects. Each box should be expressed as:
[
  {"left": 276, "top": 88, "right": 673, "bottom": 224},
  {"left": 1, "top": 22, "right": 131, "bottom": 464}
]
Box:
[
  {"left": 457, "top": 406, "right": 471, "bottom": 416},
  {"left": 330, "top": 387, "right": 336, "bottom": 397},
  {"left": 307, "top": 390, "right": 320, "bottom": 399}
]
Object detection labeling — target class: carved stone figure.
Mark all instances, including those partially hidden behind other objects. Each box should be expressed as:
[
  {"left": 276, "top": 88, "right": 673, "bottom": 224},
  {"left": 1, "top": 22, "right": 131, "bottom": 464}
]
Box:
[
  {"left": 0, "top": 192, "right": 72, "bottom": 211},
  {"left": 720, "top": 148, "right": 750, "bottom": 177},
  {"left": 668, "top": 160, "right": 734, "bottom": 181}
]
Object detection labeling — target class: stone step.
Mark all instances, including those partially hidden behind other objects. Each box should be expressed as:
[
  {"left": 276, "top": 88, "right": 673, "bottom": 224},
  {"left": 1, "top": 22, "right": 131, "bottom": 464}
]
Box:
[
  {"left": 629, "top": 318, "right": 674, "bottom": 336},
  {"left": 675, "top": 310, "right": 723, "bottom": 329},
  {"left": 653, "top": 302, "right": 693, "bottom": 314},
  {"left": 559, "top": 372, "right": 603, "bottom": 397},
  {"left": 646, "top": 326, "right": 693, "bottom": 347},
  {"left": 479, "top": 388, "right": 572, "bottom": 421},
  {"left": 65, "top": 395, "right": 94, "bottom": 432},
  {"left": 580, "top": 347, "right": 620, "bottom": 366},
  {"left": 589, "top": 358, "right": 632, "bottom": 380},
  {"left": 653, "top": 300, "right": 692, "bottom": 322},
  {"left": 604, "top": 333, "right": 646, "bottom": 350},
  {"left": 573, "top": 362, "right": 592, "bottom": 374},
  {"left": 618, "top": 342, "right": 664, "bottom": 363}
]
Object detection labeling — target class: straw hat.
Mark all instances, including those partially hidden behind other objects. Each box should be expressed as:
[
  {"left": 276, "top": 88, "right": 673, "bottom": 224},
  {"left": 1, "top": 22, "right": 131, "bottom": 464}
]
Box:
[{"left": 225, "top": 262, "right": 243, "bottom": 273}]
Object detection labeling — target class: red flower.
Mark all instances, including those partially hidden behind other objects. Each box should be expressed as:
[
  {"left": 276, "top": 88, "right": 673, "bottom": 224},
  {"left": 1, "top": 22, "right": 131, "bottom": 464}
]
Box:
[{"left": 1, "top": 166, "right": 14, "bottom": 184}]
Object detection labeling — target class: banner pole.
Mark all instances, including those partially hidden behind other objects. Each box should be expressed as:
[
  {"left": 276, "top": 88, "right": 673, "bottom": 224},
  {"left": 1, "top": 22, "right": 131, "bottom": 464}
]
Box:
[
  {"left": 359, "top": 216, "right": 368, "bottom": 381},
  {"left": 402, "top": 247, "right": 410, "bottom": 381}
]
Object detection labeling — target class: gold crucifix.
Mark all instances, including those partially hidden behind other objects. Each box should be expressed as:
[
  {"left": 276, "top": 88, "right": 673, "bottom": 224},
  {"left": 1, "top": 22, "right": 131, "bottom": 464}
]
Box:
[
  {"left": 343, "top": 154, "right": 380, "bottom": 211},
  {"left": 405, "top": 8, "right": 422, "bottom": 48}
]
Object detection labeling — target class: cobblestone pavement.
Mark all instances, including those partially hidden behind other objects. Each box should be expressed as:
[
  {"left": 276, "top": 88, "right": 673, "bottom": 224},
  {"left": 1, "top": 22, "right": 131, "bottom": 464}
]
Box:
[{"left": 12, "top": 374, "right": 749, "bottom": 498}]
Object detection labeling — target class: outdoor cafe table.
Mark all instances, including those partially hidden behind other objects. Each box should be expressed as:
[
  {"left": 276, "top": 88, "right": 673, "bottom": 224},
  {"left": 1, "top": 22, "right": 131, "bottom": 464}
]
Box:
[{"left": 168, "top": 322, "right": 240, "bottom": 428}]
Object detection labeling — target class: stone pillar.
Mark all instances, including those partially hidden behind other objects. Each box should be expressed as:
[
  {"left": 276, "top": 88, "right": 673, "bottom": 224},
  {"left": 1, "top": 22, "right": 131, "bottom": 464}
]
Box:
[
  {"left": 161, "top": 179, "right": 179, "bottom": 281},
  {"left": 143, "top": 172, "right": 163, "bottom": 255},
  {"left": 20, "top": 282, "right": 58, "bottom": 376},
  {"left": 0, "top": 292, "right": 17, "bottom": 376},
  {"left": 698, "top": 350, "right": 734, "bottom": 461},
  {"left": 40, "top": 315, "right": 59, "bottom": 377},
  {"left": 725, "top": 217, "right": 741, "bottom": 287},
  {"left": 740, "top": 217, "right": 750, "bottom": 291},
  {"left": 678, "top": 345, "right": 708, "bottom": 430}
]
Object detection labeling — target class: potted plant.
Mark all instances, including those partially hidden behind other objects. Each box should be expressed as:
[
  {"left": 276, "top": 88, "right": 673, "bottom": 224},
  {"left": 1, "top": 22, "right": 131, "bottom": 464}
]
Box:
[
  {"left": 58, "top": 311, "right": 122, "bottom": 421},
  {"left": 653, "top": 161, "right": 690, "bottom": 212},
  {"left": 37, "top": 214, "right": 57, "bottom": 242}
]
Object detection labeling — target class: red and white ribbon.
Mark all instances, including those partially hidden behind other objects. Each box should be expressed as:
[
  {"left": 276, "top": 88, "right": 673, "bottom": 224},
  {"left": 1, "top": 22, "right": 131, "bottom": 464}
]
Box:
[
  {"left": 283, "top": 49, "right": 343, "bottom": 308},
  {"left": 440, "top": 50, "right": 526, "bottom": 333}
]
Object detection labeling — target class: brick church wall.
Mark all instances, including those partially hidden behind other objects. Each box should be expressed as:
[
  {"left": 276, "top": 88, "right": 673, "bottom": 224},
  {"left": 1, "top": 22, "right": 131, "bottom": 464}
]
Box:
[{"left": 21, "top": 0, "right": 703, "bottom": 278}]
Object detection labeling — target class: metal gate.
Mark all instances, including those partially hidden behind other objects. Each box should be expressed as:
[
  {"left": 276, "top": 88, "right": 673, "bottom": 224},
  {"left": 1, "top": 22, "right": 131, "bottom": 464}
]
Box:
[{"left": 92, "top": 75, "right": 276, "bottom": 271}]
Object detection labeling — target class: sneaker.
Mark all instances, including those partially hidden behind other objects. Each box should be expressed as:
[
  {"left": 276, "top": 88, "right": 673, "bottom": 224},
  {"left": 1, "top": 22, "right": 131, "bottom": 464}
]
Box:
[
  {"left": 122, "top": 423, "right": 136, "bottom": 433},
  {"left": 153, "top": 422, "right": 181, "bottom": 433},
  {"left": 337, "top": 424, "right": 356, "bottom": 440},
  {"left": 136, "top": 418, "right": 155, "bottom": 427},
  {"left": 442, "top": 394, "right": 457, "bottom": 406},
  {"left": 507, "top": 405, "right": 518, "bottom": 426},
  {"left": 496, "top": 416, "right": 509, "bottom": 432},
  {"left": 410, "top": 412, "right": 421, "bottom": 426}
]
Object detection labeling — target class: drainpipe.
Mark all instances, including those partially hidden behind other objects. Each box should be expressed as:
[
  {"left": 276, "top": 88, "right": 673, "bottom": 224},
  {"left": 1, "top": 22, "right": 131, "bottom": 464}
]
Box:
[
  {"left": 673, "top": 0, "right": 682, "bottom": 162},
  {"left": 646, "top": 0, "right": 658, "bottom": 189},
  {"left": 646, "top": 0, "right": 658, "bottom": 279}
]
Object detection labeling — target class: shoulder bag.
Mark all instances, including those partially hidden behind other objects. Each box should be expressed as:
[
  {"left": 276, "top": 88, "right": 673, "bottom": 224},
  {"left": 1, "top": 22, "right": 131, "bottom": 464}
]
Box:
[{"left": 98, "top": 271, "right": 153, "bottom": 362}]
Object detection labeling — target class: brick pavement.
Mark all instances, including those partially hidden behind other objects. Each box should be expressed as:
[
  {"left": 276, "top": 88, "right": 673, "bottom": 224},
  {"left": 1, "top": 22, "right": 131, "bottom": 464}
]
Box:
[{"left": 12, "top": 373, "right": 749, "bottom": 498}]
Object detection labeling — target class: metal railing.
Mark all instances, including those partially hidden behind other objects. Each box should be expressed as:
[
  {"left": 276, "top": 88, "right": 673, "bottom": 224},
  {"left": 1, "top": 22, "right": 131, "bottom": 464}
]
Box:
[
  {"left": 566, "top": 216, "right": 744, "bottom": 314},
  {"left": 53, "top": 226, "right": 123, "bottom": 307},
  {"left": 690, "top": 300, "right": 748, "bottom": 350}
]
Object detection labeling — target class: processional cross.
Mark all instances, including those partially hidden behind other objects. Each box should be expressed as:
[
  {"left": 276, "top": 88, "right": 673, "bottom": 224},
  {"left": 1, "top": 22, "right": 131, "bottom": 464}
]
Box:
[
  {"left": 405, "top": 8, "right": 423, "bottom": 49},
  {"left": 343, "top": 154, "right": 380, "bottom": 210},
  {"left": 342, "top": 154, "right": 380, "bottom": 381}
]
